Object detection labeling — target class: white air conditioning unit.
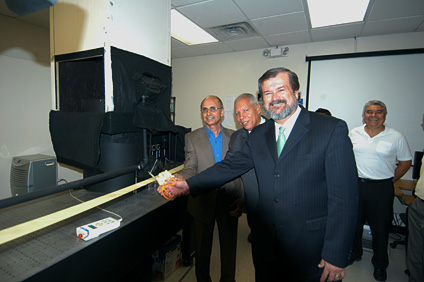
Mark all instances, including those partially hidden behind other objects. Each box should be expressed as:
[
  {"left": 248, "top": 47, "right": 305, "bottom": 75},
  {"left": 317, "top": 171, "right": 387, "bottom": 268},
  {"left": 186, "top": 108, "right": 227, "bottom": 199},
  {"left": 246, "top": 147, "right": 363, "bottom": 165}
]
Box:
[{"left": 10, "top": 154, "right": 57, "bottom": 196}]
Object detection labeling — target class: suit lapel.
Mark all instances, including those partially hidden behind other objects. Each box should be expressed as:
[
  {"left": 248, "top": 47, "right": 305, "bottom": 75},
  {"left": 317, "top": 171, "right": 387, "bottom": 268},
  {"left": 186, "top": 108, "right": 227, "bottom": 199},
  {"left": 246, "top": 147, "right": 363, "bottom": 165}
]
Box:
[
  {"left": 201, "top": 126, "right": 231, "bottom": 162},
  {"left": 199, "top": 127, "right": 215, "bottom": 165},
  {"left": 222, "top": 127, "right": 231, "bottom": 159},
  {"left": 240, "top": 129, "right": 249, "bottom": 143},
  {"left": 265, "top": 121, "right": 279, "bottom": 163},
  {"left": 279, "top": 107, "right": 310, "bottom": 161}
]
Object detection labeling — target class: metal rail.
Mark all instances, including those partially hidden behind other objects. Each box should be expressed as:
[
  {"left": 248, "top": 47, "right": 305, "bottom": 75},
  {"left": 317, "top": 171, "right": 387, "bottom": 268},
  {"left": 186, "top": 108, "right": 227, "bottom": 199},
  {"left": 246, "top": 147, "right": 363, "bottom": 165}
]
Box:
[{"left": 0, "top": 164, "right": 140, "bottom": 209}]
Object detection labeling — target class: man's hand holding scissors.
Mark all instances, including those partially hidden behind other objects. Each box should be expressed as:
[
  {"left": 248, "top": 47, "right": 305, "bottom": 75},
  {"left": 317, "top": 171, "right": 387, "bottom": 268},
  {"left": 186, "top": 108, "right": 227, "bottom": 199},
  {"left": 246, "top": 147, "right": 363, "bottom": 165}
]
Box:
[{"left": 157, "top": 178, "right": 190, "bottom": 199}]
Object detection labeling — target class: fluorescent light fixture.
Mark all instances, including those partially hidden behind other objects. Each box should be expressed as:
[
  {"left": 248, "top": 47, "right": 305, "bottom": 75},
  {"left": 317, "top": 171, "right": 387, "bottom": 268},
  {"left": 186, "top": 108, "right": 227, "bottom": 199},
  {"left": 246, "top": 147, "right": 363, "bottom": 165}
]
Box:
[
  {"left": 307, "top": 0, "right": 370, "bottom": 28},
  {"left": 171, "top": 9, "right": 218, "bottom": 45}
]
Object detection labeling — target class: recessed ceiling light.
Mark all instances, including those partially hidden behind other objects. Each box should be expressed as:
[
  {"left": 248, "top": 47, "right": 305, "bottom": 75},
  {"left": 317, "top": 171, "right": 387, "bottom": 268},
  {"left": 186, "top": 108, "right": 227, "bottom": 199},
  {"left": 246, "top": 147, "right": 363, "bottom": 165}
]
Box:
[
  {"left": 307, "top": 0, "right": 370, "bottom": 28},
  {"left": 171, "top": 9, "right": 218, "bottom": 45}
]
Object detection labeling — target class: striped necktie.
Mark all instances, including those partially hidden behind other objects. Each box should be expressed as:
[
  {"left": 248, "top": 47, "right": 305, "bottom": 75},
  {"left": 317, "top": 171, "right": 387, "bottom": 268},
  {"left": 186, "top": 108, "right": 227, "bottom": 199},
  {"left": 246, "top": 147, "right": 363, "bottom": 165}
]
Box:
[{"left": 277, "top": 126, "right": 286, "bottom": 157}]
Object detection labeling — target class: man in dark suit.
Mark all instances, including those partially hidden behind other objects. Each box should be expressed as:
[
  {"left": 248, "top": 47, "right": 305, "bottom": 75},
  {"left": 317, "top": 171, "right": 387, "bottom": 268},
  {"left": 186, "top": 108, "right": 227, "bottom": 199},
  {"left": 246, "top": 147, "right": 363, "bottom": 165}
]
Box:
[
  {"left": 174, "top": 95, "right": 242, "bottom": 282},
  {"left": 226, "top": 93, "right": 265, "bottom": 279},
  {"left": 227, "top": 93, "right": 265, "bottom": 231},
  {"left": 161, "top": 68, "right": 359, "bottom": 282}
]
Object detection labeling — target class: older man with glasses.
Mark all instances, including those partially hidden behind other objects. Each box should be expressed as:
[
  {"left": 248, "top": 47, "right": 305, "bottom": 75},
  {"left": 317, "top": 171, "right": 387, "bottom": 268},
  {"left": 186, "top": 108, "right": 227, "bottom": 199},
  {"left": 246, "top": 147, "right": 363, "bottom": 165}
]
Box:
[{"left": 173, "top": 95, "right": 243, "bottom": 282}]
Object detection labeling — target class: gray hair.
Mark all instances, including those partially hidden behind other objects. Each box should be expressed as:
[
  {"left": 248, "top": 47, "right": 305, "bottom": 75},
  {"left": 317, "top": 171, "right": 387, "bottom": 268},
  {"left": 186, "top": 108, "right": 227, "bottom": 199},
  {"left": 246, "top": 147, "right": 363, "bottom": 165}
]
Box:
[
  {"left": 234, "top": 93, "right": 258, "bottom": 108},
  {"left": 362, "top": 100, "right": 387, "bottom": 117}
]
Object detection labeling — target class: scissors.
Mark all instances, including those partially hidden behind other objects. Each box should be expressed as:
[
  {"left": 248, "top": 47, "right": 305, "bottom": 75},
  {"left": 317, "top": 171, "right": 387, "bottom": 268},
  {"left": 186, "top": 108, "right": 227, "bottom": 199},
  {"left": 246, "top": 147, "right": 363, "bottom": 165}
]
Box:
[{"left": 148, "top": 171, "right": 176, "bottom": 200}]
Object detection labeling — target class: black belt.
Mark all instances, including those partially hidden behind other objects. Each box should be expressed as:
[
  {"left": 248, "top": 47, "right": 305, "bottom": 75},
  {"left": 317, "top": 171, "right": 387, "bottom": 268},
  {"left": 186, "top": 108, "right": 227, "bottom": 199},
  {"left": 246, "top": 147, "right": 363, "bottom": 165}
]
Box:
[{"left": 359, "top": 178, "right": 392, "bottom": 183}]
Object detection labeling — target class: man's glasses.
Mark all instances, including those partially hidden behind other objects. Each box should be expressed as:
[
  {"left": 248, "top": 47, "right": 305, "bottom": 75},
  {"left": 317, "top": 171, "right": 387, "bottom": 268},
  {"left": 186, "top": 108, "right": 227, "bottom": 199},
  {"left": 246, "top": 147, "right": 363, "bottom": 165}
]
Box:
[{"left": 201, "top": 106, "right": 222, "bottom": 113}]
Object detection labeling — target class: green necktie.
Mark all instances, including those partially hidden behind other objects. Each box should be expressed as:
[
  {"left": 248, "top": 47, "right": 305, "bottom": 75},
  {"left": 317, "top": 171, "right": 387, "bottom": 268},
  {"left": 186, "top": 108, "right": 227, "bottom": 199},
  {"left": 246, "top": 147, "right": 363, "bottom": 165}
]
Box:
[{"left": 277, "top": 126, "right": 286, "bottom": 157}]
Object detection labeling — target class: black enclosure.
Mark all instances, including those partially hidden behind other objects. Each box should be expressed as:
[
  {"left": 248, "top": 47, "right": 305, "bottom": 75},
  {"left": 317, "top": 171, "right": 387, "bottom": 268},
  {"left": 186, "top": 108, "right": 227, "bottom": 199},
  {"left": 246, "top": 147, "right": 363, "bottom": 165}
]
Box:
[{"left": 50, "top": 47, "right": 188, "bottom": 193}]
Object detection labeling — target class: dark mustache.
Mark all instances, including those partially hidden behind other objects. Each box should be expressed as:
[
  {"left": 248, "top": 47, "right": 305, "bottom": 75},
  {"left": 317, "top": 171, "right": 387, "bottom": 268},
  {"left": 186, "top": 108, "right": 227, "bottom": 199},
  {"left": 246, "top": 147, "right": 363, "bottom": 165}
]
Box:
[{"left": 269, "top": 100, "right": 287, "bottom": 106}]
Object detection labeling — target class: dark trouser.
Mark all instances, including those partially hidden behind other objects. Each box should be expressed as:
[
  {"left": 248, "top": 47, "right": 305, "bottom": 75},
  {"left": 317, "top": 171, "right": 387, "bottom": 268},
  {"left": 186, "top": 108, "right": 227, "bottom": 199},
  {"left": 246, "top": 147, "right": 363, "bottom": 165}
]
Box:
[
  {"left": 251, "top": 230, "right": 324, "bottom": 282},
  {"left": 407, "top": 197, "right": 424, "bottom": 282},
  {"left": 351, "top": 178, "right": 394, "bottom": 270},
  {"left": 253, "top": 252, "right": 324, "bottom": 282},
  {"left": 193, "top": 194, "right": 238, "bottom": 282}
]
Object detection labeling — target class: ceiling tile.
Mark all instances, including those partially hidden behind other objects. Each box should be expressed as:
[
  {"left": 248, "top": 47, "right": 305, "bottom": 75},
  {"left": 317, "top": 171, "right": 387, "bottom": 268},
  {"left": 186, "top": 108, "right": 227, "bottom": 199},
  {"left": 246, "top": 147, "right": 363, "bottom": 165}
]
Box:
[
  {"left": 251, "top": 12, "right": 308, "bottom": 36},
  {"left": 362, "top": 16, "right": 424, "bottom": 37},
  {"left": 176, "top": 0, "right": 247, "bottom": 28},
  {"left": 311, "top": 23, "right": 363, "bottom": 42},
  {"left": 233, "top": 0, "right": 304, "bottom": 19},
  {"left": 189, "top": 41, "right": 234, "bottom": 55},
  {"left": 171, "top": 0, "right": 209, "bottom": 7},
  {"left": 264, "top": 30, "right": 311, "bottom": 46},
  {"left": 223, "top": 37, "right": 271, "bottom": 51},
  {"left": 172, "top": 47, "right": 203, "bottom": 58},
  {"left": 368, "top": 0, "right": 424, "bottom": 21},
  {"left": 171, "top": 37, "right": 188, "bottom": 48}
]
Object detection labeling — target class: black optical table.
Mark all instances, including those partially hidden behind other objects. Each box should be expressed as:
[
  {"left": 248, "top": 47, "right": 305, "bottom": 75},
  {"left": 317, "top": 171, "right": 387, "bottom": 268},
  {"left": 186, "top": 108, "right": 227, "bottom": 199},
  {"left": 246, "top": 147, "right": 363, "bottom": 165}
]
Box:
[{"left": 0, "top": 186, "right": 191, "bottom": 282}]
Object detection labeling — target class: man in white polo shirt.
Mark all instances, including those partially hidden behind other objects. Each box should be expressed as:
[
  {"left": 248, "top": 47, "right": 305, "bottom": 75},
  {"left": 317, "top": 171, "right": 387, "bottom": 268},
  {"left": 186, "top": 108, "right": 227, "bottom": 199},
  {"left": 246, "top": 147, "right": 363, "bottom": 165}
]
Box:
[{"left": 349, "top": 100, "right": 412, "bottom": 282}]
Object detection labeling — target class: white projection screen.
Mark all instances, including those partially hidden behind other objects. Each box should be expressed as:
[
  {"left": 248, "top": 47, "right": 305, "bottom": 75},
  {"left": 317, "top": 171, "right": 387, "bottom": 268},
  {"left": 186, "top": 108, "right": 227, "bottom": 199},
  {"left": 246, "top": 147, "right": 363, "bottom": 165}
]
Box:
[{"left": 306, "top": 49, "right": 424, "bottom": 163}]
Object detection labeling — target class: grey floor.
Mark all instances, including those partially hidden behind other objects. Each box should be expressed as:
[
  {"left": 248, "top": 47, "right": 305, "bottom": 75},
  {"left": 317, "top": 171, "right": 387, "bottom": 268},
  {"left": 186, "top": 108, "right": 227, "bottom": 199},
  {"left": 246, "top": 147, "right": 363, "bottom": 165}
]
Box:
[{"left": 155, "top": 214, "right": 409, "bottom": 282}]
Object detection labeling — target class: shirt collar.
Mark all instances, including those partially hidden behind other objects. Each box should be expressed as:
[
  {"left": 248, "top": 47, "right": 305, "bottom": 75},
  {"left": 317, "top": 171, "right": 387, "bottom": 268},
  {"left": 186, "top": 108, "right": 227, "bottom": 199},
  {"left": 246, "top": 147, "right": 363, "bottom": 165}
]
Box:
[
  {"left": 205, "top": 124, "right": 222, "bottom": 138},
  {"left": 274, "top": 106, "right": 301, "bottom": 140},
  {"left": 248, "top": 116, "right": 267, "bottom": 134},
  {"left": 360, "top": 124, "right": 392, "bottom": 138}
]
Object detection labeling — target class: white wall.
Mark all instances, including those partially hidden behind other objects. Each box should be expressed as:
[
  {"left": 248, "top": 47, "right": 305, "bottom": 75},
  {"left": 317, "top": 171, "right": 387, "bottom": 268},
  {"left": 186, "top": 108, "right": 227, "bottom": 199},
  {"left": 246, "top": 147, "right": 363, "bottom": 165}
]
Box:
[
  {"left": 0, "top": 15, "right": 82, "bottom": 200},
  {"left": 51, "top": 0, "right": 171, "bottom": 66},
  {"left": 171, "top": 32, "right": 424, "bottom": 132}
]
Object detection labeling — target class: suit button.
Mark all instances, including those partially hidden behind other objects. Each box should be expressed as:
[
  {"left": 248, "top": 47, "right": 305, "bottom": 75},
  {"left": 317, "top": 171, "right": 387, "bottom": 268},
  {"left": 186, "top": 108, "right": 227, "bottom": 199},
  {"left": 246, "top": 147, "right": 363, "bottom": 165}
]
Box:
[
  {"left": 274, "top": 174, "right": 280, "bottom": 178},
  {"left": 274, "top": 198, "right": 279, "bottom": 203}
]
